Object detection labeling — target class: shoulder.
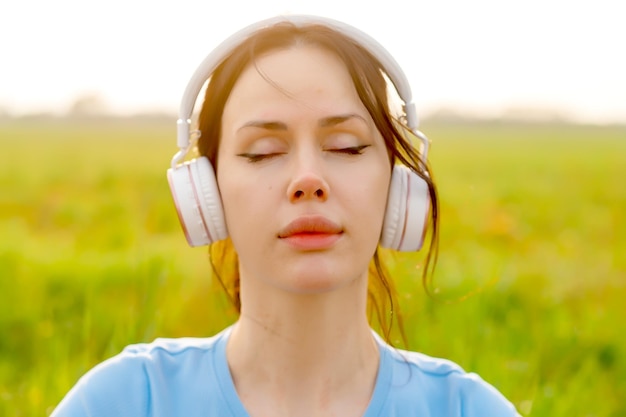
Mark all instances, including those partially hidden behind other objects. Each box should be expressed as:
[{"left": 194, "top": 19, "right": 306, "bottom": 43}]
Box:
[
  {"left": 121, "top": 334, "right": 222, "bottom": 362},
  {"left": 383, "top": 346, "right": 520, "bottom": 416},
  {"left": 98, "top": 333, "right": 223, "bottom": 383},
  {"left": 51, "top": 332, "right": 227, "bottom": 417}
]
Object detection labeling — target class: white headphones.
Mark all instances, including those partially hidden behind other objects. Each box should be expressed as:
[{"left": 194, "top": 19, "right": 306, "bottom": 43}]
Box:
[{"left": 167, "top": 15, "right": 431, "bottom": 251}]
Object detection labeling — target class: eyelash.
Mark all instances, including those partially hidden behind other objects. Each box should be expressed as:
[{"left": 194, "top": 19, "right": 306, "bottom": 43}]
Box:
[
  {"left": 238, "top": 145, "right": 370, "bottom": 163},
  {"left": 237, "top": 153, "right": 283, "bottom": 163},
  {"left": 332, "top": 145, "right": 370, "bottom": 155}
]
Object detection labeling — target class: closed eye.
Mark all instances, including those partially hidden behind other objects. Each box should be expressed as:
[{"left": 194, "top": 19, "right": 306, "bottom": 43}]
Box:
[
  {"left": 238, "top": 145, "right": 370, "bottom": 162},
  {"left": 328, "top": 145, "right": 370, "bottom": 155},
  {"left": 237, "top": 153, "right": 284, "bottom": 163}
]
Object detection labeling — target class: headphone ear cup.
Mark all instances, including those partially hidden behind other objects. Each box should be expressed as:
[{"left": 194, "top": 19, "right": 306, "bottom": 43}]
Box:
[
  {"left": 380, "top": 164, "right": 430, "bottom": 251},
  {"left": 167, "top": 156, "right": 228, "bottom": 246}
]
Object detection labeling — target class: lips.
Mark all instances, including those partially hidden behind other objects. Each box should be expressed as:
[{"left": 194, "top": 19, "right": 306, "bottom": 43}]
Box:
[
  {"left": 278, "top": 215, "right": 343, "bottom": 250},
  {"left": 278, "top": 215, "right": 343, "bottom": 238}
]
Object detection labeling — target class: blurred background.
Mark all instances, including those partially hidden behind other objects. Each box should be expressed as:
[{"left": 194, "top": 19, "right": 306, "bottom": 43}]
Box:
[
  {"left": 1, "top": 0, "right": 625, "bottom": 123},
  {"left": 1, "top": 0, "right": 625, "bottom": 416}
]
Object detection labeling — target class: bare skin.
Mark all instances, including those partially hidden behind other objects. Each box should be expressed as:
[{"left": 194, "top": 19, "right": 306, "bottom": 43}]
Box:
[
  {"left": 227, "top": 273, "right": 379, "bottom": 417},
  {"left": 217, "top": 45, "right": 390, "bottom": 416}
]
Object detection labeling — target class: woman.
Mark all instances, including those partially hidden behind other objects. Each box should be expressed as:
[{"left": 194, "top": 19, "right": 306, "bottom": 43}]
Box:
[{"left": 52, "top": 15, "right": 520, "bottom": 417}]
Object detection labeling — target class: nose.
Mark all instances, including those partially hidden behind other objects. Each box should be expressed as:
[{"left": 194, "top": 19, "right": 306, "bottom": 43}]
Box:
[{"left": 287, "top": 172, "right": 329, "bottom": 203}]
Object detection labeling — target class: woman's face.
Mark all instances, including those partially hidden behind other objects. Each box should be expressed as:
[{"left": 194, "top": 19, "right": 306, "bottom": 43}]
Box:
[{"left": 217, "top": 45, "right": 391, "bottom": 294}]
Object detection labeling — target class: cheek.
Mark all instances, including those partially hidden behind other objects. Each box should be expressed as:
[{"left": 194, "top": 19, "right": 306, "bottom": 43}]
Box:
[
  {"left": 219, "top": 174, "right": 250, "bottom": 225},
  {"left": 217, "top": 167, "right": 276, "bottom": 239},
  {"left": 372, "top": 170, "right": 392, "bottom": 225},
  {"left": 342, "top": 168, "right": 391, "bottom": 228},
  {"left": 358, "top": 161, "right": 391, "bottom": 202},
  {"left": 370, "top": 178, "right": 392, "bottom": 226}
]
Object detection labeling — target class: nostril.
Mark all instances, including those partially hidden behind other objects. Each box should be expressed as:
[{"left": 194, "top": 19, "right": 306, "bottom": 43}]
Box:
[{"left": 293, "top": 189, "right": 325, "bottom": 199}]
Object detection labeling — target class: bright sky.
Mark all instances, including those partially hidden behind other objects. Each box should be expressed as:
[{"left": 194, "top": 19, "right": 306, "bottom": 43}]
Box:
[{"left": 2, "top": 0, "right": 625, "bottom": 124}]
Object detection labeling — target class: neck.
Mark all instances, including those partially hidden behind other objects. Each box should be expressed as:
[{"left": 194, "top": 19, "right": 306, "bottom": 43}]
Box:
[{"left": 226, "top": 269, "right": 379, "bottom": 416}]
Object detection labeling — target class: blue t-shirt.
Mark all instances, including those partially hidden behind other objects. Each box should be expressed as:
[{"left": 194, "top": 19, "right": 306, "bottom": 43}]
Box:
[{"left": 51, "top": 327, "right": 519, "bottom": 416}]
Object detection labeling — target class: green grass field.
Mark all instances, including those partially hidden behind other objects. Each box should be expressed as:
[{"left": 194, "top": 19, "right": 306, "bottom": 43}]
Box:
[{"left": 1, "top": 118, "right": 624, "bottom": 416}]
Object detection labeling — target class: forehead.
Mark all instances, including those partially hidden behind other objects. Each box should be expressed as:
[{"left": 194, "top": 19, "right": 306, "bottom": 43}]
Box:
[{"left": 222, "top": 45, "right": 368, "bottom": 123}]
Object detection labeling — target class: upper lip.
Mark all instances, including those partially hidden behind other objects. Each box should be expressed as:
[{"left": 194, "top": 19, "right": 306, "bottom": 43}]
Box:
[{"left": 278, "top": 215, "right": 343, "bottom": 238}]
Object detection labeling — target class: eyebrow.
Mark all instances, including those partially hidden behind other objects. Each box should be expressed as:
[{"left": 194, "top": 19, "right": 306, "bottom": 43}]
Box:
[
  {"left": 318, "top": 113, "right": 367, "bottom": 128},
  {"left": 237, "top": 113, "right": 367, "bottom": 132},
  {"left": 237, "top": 120, "right": 288, "bottom": 132}
]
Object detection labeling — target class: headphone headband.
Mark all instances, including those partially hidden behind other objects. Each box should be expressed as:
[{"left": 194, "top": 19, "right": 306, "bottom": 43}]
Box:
[{"left": 174, "top": 14, "right": 422, "bottom": 166}]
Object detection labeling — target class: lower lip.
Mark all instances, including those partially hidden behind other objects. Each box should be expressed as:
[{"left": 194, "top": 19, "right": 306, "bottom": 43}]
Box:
[{"left": 281, "top": 233, "right": 342, "bottom": 250}]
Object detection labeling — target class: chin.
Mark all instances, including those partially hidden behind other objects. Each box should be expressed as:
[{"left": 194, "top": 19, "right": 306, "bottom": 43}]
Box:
[
  {"left": 286, "top": 279, "right": 346, "bottom": 295},
  {"left": 278, "top": 265, "right": 365, "bottom": 295}
]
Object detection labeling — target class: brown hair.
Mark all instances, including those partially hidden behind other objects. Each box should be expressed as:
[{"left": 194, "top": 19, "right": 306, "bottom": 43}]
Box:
[{"left": 197, "top": 22, "right": 439, "bottom": 345}]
